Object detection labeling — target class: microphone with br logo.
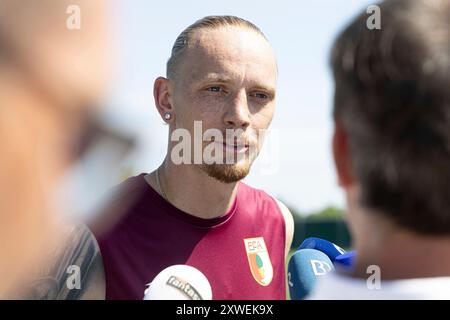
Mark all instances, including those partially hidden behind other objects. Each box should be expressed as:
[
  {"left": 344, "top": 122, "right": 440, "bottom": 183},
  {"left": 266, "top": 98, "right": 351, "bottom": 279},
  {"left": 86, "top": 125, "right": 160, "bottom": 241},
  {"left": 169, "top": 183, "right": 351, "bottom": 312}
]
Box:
[
  {"left": 288, "top": 237, "right": 358, "bottom": 299},
  {"left": 298, "top": 237, "right": 357, "bottom": 270},
  {"left": 287, "top": 248, "right": 335, "bottom": 300}
]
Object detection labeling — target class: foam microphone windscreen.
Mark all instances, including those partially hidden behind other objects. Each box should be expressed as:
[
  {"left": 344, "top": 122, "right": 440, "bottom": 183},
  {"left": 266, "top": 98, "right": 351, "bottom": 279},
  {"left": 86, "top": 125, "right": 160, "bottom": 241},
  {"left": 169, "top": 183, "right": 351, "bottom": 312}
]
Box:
[
  {"left": 288, "top": 249, "right": 334, "bottom": 300},
  {"left": 334, "top": 251, "right": 357, "bottom": 268},
  {"left": 299, "top": 237, "right": 346, "bottom": 261},
  {"left": 143, "top": 265, "right": 212, "bottom": 300}
]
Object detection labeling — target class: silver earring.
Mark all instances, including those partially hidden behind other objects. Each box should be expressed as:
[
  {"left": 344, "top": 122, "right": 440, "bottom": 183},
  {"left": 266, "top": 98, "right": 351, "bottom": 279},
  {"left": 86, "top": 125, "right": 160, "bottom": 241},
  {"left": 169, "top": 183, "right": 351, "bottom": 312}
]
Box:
[{"left": 164, "top": 113, "right": 172, "bottom": 121}]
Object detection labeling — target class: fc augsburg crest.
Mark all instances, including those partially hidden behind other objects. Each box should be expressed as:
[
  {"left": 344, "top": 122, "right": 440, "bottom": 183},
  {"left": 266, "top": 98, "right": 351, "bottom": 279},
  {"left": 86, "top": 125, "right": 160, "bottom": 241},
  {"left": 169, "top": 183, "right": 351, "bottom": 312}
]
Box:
[{"left": 243, "top": 237, "right": 273, "bottom": 286}]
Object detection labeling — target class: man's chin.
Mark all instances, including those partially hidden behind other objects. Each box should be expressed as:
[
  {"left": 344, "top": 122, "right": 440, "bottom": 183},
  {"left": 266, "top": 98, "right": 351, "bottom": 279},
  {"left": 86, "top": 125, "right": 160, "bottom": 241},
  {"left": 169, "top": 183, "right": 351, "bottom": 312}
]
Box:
[{"left": 201, "top": 163, "right": 251, "bottom": 184}]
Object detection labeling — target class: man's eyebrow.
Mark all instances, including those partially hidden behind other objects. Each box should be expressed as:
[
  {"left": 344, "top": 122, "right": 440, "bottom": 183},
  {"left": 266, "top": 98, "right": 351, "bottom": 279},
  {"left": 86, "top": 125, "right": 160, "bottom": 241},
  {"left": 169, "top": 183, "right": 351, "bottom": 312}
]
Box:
[
  {"left": 197, "top": 73, "right": 234, "bottom": 83},
  {"left": 195, "top": 74, "right": 277, "bottom": 96},
  {"left": 250, "top": 84, "right": 276, "bottom": 97}
]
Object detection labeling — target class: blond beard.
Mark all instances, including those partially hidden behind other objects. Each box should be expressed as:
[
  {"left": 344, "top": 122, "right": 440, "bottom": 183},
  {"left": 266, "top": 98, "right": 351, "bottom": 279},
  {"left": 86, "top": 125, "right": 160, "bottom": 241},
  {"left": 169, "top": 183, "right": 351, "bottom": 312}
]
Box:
[
  {"left": 198, "top": 136, "right": 260, "bottom": 183},
  {"left": 201, "top": 161, "right": 252, "bottom": 184}
]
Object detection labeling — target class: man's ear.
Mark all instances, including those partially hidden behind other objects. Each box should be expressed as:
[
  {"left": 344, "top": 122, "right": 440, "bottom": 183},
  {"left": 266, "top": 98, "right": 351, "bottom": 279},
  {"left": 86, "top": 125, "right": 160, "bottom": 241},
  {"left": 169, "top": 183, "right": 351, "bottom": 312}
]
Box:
[
  {"left": 153, "top": 77, "right": 174, "bottom": 123},
  {"left": 333, "top": 121, "right": 354, "bottom": 188}
]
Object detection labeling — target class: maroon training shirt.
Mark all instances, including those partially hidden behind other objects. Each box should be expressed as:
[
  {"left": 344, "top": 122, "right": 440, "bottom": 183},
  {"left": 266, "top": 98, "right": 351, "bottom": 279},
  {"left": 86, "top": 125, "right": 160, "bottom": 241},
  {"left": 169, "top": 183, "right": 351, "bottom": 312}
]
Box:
[{"left": 95, "top": 173, "right": 286, "bottom": 300}]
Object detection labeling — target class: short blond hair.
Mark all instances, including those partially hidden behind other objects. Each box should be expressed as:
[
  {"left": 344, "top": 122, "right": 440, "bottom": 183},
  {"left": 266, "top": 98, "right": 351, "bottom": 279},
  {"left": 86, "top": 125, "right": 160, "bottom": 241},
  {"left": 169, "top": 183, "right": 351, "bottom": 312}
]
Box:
[{"left": 166, "top": 15, "right": 267, "bottom": 79}]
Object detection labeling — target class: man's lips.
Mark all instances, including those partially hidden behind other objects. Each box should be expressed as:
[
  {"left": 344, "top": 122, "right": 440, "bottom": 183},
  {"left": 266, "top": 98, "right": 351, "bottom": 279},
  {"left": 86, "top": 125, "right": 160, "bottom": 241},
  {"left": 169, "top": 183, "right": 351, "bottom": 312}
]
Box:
[{"left": 212, "top": 141, "right": 249, "bottom": 154}]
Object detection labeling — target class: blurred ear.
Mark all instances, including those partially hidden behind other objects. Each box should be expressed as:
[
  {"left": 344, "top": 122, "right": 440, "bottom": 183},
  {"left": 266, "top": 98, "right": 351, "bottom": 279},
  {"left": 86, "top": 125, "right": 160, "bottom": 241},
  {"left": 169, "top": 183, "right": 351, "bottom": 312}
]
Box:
[
  {"left": 153, "top": 77, "right": 174, "bottom": 122},
  {"left": 333, "top": 121, "right": 354, "bottom": 188}
]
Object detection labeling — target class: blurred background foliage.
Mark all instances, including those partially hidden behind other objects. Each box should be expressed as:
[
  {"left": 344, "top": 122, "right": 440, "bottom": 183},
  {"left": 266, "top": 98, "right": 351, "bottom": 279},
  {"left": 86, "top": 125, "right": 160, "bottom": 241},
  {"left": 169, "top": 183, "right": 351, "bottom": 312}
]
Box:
[{"left": 284, "top": 203, "right": 351, "bottom": 250}]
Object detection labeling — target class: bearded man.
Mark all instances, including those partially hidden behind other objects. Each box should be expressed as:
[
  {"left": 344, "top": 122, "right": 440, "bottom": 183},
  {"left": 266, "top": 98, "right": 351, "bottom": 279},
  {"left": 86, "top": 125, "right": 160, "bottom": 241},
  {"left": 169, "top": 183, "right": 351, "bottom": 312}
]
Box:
[{"left": 94, "top": 16, "right": 294, "bottom": 300}]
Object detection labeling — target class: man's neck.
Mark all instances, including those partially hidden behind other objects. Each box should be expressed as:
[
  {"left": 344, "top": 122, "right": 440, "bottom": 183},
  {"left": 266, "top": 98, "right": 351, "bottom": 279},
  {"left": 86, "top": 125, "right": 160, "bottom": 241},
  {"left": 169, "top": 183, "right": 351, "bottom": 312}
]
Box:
[
  {"left": 352, "top": 220, "right": 450, "bottom": 280},
  {"left": 146, "top": 158, "right": 239, "bottom": 220}
]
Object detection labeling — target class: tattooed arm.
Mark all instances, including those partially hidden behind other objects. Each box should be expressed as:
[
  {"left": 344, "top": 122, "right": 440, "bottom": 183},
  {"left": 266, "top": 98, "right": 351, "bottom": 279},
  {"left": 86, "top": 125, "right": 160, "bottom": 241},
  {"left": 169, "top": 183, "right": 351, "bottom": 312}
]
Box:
[{"left": 14, "top": 224, "right": 105, "bottom": 300}]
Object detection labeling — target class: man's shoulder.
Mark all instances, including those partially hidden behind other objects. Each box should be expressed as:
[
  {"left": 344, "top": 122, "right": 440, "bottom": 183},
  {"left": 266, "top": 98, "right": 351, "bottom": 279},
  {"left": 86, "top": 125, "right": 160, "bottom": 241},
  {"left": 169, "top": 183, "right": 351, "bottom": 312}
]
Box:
[
  {"left": 104, "top": 173, "right": 148, "bottom": 204},
  {"left": 15, "top": 224, "right": 105, "bottom": 300},
  {"left": 238, "top": 182, "right": 292, "bottom": 223},
  {"left": 309, "top": 271, "right": 450, "bottom": 300},
  {"left": 56, "top": 224, "right": 105, "bottom": 300},
  {"left": 238, "top": 183, "right": 294, "bottom": 256},
  {"left": 239, "top": 182, "right": 289, "bottom": 212},
  {"left": 89, "top": 173, "right": 149, "bottom": 238},
  {"left": 238, "top": 181, "right": 275, "bottom": 202}
]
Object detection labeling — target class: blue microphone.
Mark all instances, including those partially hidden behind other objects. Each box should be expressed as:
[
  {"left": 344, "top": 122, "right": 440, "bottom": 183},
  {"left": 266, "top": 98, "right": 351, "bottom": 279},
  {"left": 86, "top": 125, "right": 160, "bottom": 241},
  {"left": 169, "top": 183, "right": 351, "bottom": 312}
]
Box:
[
  {"left": 287, "top": 249, "right": 334, "bottom": 300},
  {"left": 299, "top": 237, "right": 346, "bottom": 262},
  {"left": 334, "top": 251, "right": 357, "bottom": 268}
]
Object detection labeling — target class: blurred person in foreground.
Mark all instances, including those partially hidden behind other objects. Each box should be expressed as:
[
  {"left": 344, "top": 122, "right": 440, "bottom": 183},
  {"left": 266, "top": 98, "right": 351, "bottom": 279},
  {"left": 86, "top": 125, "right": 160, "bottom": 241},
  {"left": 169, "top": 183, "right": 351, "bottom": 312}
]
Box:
[
  {"left": 0, "top": 0, "right": 111, "bottom": 299},
  {"left": 310, "top": 0, "right": 450, "bottom": 299},
  {"left": 92, "top": 16, "right": 294, "bottom": 300}
]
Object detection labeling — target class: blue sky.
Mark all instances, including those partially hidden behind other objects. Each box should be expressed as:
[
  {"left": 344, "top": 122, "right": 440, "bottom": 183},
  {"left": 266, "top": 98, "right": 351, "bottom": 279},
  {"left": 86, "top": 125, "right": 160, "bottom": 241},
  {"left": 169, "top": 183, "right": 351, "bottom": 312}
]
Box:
[{"left": 102, "top": 0, "right": 375, "bottom": 214}]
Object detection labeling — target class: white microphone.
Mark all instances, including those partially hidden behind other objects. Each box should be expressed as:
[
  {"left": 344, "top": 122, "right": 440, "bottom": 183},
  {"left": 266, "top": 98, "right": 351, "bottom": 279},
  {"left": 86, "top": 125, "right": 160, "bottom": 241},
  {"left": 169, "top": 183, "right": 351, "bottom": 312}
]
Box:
[{"left": 143, "top": 265, "right": 212, "bottom": 300}]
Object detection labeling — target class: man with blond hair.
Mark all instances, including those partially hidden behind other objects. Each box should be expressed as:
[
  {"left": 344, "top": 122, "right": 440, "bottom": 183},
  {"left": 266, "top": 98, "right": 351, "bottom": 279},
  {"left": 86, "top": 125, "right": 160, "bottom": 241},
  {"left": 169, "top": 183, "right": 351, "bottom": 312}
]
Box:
[{"left": 94, "top": 16, "right": 294, "bottom": 300}]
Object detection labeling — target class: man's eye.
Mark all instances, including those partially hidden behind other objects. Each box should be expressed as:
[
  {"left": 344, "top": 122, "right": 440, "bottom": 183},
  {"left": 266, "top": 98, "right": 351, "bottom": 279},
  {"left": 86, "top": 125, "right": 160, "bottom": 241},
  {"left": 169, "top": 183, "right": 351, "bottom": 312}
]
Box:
[
  {"left": 252, "top": 92, "right": 269, "bottom": 100},
  {"left": 207, "top": 86, "right": 222, "bottom": 93}
]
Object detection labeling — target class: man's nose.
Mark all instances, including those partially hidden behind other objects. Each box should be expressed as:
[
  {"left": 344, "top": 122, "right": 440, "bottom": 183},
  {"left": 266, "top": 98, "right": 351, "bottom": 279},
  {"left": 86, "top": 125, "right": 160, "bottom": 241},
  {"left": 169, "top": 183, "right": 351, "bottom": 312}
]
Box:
[{"left": 223, "top": 91, "right": 251, "bottom": 129}]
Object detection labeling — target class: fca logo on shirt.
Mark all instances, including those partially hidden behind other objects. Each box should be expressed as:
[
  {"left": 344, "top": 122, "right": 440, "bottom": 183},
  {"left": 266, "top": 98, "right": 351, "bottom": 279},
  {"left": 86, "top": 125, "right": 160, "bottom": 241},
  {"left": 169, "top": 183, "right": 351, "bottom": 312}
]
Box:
[
  {"left": 244, "top": 237, "right": 274, "bottom": 286},
  {"left": 310, "top": 260, "right": 333, "bottom": 276}
]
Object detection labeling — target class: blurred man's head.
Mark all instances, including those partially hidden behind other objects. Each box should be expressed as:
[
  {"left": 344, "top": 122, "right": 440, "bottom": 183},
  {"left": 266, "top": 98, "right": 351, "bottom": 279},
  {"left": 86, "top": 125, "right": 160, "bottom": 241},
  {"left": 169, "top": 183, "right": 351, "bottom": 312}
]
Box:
[
  {"left": 154, "top": 16, "right": 278, "bottom": 183},
  {"left": 0, "top": 0, "right": 110, "bottom": 294},
  {"left": 331, "top": 0, "right": 450, "bottom": 243},
  {"left": 0, "top": 0, "right": 110, "bottom": 115}
]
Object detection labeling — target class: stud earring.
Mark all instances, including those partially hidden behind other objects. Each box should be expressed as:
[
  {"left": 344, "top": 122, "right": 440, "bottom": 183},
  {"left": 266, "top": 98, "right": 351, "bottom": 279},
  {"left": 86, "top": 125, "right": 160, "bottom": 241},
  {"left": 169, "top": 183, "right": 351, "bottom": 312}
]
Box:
[{"left": 164, "top": 112, "right": 172, "bottom": 121}]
